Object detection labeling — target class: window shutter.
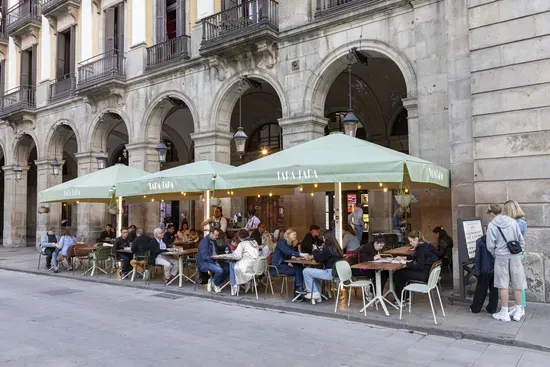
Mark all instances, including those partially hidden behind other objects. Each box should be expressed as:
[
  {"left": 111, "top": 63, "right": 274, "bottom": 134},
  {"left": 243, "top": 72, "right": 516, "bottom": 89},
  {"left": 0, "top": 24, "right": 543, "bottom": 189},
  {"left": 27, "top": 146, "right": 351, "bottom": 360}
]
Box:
[
  {"left": 222, "top": 0, "right": 237, "bottom": 10},
  {"left": 20, "top": 50, "right": 30, "bottom": 86},
  {"left": 31, "top": 45, "right": 37, "bottom": 87},
  {"left": 117, "top": 3, "right": 125, "bottom": 52},
  {"left": 0, "top": 60, "right": 5, "bottom": 96},
  {"left": 104, "top": 7, "right": 115, "bottom": 52},
  {"left": 69, "top": 26, "right": 76, "bottom": 74},
  {"left": 56, "top": 33, "right": 66, "bottom": 78},
  {"left": 176, "top": 0, "right": 185, "bottom": 37},
  {"left": 156, "top": 0, "right": 166, "bottom": 43}
]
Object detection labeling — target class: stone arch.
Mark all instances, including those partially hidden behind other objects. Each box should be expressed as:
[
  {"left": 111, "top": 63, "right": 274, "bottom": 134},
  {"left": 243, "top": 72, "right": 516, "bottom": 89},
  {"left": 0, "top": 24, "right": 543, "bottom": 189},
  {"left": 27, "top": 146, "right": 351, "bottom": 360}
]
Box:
[
  {"left": 210, "top": 69, "right": 290, "bottom": 133},
  {"left": 141, "top": 90, "right": 200, "bottom": 144},
  {"left": 304, "top": 39, "right": 417, "bottom": 117},
  {"left": 12, "top": 131, "right": 39, "bottom": 165},
  {"left": 87, "top": 107, "right": 133, "bottom": 152},
  {"left": 43, "top": 119, "right": 82, "bottom": 159}
]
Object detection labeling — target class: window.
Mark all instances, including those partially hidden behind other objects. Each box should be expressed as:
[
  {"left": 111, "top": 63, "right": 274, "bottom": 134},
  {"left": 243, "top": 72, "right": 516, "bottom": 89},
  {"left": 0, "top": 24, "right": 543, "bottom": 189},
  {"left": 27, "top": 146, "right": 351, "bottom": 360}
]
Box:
[
  {"left": 248, "top": 123, "right": 281, "bottom": 154},
  {"left": 20, "top": 45, "right": 37, "bottom": 88},
  {"left": 56, "top": 27, "right": 75, "bottom": 78},
  {"left": 156, "top": 0, "right": 185, "bottom": 43},
  {"left": 104, "top": 3, "right": 125, "bottom": 52},
  {"left": 0, "top": 60, "right": 5, "bottom": 96}
]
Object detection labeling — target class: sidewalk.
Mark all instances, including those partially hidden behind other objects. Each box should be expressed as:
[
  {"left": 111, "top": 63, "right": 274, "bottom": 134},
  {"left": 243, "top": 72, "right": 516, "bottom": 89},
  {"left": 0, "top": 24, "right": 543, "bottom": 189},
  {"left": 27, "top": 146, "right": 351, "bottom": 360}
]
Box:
[{"left": 2, "top": 247, "right": 550, "bottom": 352}]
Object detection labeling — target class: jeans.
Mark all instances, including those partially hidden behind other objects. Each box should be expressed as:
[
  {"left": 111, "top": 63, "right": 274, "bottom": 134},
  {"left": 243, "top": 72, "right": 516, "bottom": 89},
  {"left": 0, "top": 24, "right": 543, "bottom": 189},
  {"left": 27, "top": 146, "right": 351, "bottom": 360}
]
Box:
[
  {"left": 303, "top": 268, "right": 333, "bottom": 293},
  {"left": 229, "top": 262, "right": 236, "bottom": 286},
  {"left": 394, "top": 268, "right": 429, "bottom": 301},
  {"left": 354, "top": 224, "right": 363, "bottom": 245},
  {"left": 117, "top": 253, "right": 133, "bottom": 273},
  {"left": 43, "top": 247, "right": 55, "bottom": 268},
  {"left": 155, "top": 254, "right": 179, "bottom": 280},
  {"left": 352, "top": 269, "right": 389, "bottom": 294},
  {"left": 271, "top": 263, "right": 304, "bottom": 291},
  {"left": 205, "top": 261, "right": 229, "bottom": 286},
  {"left": 470, "top": 272, "right": 498, "bottom": 314}
]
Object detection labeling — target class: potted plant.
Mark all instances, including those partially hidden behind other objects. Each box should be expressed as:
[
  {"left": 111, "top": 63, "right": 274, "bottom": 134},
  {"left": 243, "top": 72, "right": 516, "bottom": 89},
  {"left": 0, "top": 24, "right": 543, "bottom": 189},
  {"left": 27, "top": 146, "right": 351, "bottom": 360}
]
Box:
[
  {"left": 395, "top": 189, "right": 417, "bottom": 218},
  {"left": 37, "top": 206, "right": 50, "bottom": 214}
]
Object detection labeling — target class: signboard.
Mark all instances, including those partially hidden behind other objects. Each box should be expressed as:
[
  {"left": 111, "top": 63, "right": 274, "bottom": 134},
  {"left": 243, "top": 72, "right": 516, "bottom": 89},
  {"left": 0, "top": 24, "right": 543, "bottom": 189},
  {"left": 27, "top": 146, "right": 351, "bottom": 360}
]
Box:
[{"left": 457, "top": 218, "right": 483, "bottom": 262}]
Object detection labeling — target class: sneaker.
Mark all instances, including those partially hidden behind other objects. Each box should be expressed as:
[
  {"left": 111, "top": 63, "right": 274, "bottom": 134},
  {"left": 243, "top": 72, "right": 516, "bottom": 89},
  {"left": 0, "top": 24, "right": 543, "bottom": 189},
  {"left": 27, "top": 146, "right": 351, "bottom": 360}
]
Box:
[
  {"left": 295, "top": 287, "right": 307, "bottom": 295},
  {"left": 508, "top": 306, "right": 525, "bottom": 317},
  {"left": 304, "top": 292, "right": 322, "bottom": 300},
  {"left": 493, "top": 309, "right": 511, "bottom": 322},
  {"left": 53, "top": 267, "right": 59, "bottom": 273},
  {"left": 231, "top": 285, "right": 238, "bottom": 296},
  {"left": 511, "top": 306, "right": 524, "bottom": 322},
  {"left": 213, "top": 285, "right": 222, "bottom": 293}
]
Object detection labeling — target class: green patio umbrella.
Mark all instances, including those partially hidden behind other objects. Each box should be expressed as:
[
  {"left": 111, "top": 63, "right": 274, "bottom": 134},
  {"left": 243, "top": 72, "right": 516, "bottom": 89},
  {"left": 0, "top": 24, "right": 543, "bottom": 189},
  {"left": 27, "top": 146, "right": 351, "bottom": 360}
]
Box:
[
  {"left": 216, "top": 133, "right": 450, "bottom": 191},
  {"left": 38, "top": 164, "right": 150, "bottom": 204}
]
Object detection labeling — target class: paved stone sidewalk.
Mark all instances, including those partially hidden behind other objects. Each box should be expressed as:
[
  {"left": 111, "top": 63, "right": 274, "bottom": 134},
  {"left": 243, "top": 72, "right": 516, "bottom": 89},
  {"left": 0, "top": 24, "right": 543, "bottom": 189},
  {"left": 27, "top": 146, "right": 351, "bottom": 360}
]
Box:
[
  {"left": 2, "top": 270, "right": 550, "bottom": 367},
  {"left": 2, "top": 247, "right": 550, "bottom": 353}
]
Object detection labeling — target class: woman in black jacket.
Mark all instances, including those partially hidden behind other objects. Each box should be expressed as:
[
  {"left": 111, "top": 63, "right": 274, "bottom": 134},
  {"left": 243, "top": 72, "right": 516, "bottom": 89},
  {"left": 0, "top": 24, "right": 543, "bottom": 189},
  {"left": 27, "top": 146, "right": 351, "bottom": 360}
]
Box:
[
  {"left": 352, "top": 235, "right": 389, "bottom": 290},
  {"left": 302, "top": 231, "right": 344, "bottom": 302},
  {"left": 393, "top": 230, "right": 438, "bottom": 304}
]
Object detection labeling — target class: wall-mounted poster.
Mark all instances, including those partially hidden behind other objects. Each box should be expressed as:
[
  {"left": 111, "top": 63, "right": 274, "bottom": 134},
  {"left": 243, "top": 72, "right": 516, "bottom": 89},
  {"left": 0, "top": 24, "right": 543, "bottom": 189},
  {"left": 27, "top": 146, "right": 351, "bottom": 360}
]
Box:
[
  {"left": 361, "top": 194, "right": 369, "bottom": 206},
  {"left": 347, "top": 194, "right": 356, "bottom": 213},
  {"left": 457, "top": 218, "right": 483, "bottom": 262}
]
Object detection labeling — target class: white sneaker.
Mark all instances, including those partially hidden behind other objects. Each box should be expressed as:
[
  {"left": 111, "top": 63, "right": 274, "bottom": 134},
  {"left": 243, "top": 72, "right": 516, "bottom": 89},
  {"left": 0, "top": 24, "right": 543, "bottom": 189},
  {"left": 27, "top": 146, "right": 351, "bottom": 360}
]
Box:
[
  {"left": 508, "top": 306, "right": 526, "bottom": 317},
  {"left": 213, "top": 285, "right": 222, "bottom": 293},
  {"left": 207, "top": 281, "right": 212, "bottom": 292},
  {"left": 231, "top": 284, "right": 238, "bottom": 296},
  {"left": 511, "top": 306, "right": 524, "bottom": 322},
  {"left": 304, "top": 292, "right": 321, "bottom": 300},
  {"left": 493, "top": 309, "right": 511, "bottom": 322}
]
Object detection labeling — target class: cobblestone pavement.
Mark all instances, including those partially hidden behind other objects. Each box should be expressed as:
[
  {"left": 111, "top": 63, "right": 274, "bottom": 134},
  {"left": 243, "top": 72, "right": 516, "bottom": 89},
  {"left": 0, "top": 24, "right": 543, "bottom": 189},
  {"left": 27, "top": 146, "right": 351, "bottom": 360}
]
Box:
[{"left": 1, "top": 270, "right": 549, "bottom": 367}]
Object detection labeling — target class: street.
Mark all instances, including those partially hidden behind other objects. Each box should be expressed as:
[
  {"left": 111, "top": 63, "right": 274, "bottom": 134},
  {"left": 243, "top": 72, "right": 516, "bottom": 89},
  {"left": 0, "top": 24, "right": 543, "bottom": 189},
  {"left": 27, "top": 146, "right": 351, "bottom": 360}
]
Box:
[{"left": 0, "top": 270, "right": 548, "bottom": 367}]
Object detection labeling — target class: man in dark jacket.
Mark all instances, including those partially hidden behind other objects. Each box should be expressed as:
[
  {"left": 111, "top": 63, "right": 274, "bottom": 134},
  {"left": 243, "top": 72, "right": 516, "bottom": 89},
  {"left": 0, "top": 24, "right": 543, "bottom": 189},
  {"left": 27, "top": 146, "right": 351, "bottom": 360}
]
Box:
[
  {"left": 97, "top": 224, "right": 116, "bottom": 242},
  {"left": 163, "top": 224, "right": 176, "bottom": 246},
  {"left": 197, "top": 228, "right": 229, "bottom": 293},
  {"left": 131, "top": 229, "right": 152, "bottom": 258},
  {"left": 300, "top": 225, "right": 322, "bottom": 254},
  {"left": 470, "top": 232, "right": 498, "bottom": 314},
  {"left": 113, "top": 228, "right": 131, "bottom": 275}
]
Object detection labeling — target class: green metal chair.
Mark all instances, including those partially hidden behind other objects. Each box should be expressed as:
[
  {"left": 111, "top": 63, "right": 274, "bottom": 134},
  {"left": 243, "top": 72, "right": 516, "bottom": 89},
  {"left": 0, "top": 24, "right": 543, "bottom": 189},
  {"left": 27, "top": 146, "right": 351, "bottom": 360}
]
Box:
[{"left": 83, "top": 246, "right": 112, "bottom": 277}]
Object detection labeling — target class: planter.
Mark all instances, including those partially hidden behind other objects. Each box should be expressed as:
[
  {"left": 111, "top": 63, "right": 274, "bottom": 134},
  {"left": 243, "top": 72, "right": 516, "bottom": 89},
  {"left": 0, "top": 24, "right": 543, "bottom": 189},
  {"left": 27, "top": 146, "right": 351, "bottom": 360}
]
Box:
[
  {"left": 108, "top": 208, "right": 119, "bottom": 215},
  {"left": 37, "top": 206, "right": 50, "bottom": 214},
  {"left": 395, "top": 193, "right": 417, "bottom": 214}
]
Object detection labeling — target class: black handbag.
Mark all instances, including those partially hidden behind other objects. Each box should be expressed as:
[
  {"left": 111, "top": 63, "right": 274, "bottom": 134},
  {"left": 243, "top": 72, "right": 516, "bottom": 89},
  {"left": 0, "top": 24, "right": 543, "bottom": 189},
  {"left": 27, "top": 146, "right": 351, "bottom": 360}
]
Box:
[{"left": 496, "top": 227, "right": 523, "bottom": 255}]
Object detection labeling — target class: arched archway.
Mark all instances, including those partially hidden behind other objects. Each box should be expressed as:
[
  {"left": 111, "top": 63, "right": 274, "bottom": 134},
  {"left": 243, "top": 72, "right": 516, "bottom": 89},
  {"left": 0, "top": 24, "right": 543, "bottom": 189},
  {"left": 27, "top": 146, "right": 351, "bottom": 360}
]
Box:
[
  {"left": 0, "top": 143, "right": 5, "bottom": 240},
  {"left": 89, "top": 110, "right": 131, "bottom": 155}
]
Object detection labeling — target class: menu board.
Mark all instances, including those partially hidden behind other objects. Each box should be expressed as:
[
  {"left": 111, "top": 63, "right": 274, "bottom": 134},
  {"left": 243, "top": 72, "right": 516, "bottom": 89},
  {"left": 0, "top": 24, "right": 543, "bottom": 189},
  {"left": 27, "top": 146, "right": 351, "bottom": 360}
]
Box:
[{"left": 457, "top": 218, "right": 483, "bottom": 262}]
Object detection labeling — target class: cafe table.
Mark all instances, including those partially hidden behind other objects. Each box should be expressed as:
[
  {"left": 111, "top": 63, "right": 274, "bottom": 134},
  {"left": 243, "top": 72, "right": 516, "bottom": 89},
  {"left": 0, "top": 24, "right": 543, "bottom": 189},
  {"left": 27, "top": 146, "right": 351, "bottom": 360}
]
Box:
[
  {"left": 285, "top": 258, "right": 324, "bottom": 303},
  {"left": 384, "top": 245, "right": 414, "bottom": 257},
  {"left": 351, "top": 260, "right": 407, "bottom": 316},
  {"left": 164, "top": 248, "right": 199, "bottom": 287}
]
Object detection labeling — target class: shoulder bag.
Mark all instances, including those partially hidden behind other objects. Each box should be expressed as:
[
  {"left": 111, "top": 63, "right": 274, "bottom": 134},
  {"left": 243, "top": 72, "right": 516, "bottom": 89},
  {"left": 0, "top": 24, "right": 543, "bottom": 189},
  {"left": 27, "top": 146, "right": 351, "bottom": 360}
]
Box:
[{"left": 496, "top": 226, "right": 523, "bottom": 255}]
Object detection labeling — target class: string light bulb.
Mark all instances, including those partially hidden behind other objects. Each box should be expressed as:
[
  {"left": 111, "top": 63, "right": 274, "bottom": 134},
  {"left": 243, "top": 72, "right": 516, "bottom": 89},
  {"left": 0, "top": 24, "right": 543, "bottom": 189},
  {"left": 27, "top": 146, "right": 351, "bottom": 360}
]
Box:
[
  {"left": 143, "top": 195, "right": 146, "bottom": 198},
  {"left": 314, "top": 183, "right": 318, "bottom": 188},
  {"left": 383, "top": 187, "right": 388, "bottom": 193},
  {"left": 310, "top": 193, "right": 314, "bottom": 197},
  {"left": 269, "top": 192, "right": 273, "bottom": 197},
  {"left": 357, "top": 184, "right": 362, "bottom": 189},
  {"left": 379, "top": 182, "right": 383, "bottom": 187},
  {"left": 257, "top": 193, "right": 260, "bottom": 198},
  {"left": 404, "top": 188, "right": 409, "bottom": 193},
  {"left": 299, "top": 186, "right": 303, "bottom": 192}
]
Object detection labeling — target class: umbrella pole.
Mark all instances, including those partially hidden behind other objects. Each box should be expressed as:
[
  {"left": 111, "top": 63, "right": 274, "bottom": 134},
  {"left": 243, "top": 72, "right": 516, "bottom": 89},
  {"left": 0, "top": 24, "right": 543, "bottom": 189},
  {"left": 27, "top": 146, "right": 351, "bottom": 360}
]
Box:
[
  {"left": 204, "top": 190, "right": 210, "bottom": 231},
  {"left": 334, "top": 182, "right": 343, "bottom": 248},
  {"left": 117, "top": 196, "right": 123, "bottom": 237}
]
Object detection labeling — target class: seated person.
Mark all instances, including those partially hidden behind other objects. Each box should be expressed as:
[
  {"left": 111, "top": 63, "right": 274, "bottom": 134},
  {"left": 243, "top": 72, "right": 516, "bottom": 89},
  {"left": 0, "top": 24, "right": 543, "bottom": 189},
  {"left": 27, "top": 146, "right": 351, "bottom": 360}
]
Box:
[
  {"left": 228, "top": 229, "right": 260, "bottom": 296},
  {"left": 113, "top": 228, "right": 131, "bottom": 276},
  {"left": 177, "top": 222, "right": 190, "bottom": 242},
  {"left": 432, "top": 226, "right": 453, "bottom": 267},
  {"left": 163, "top": 224, "right": 176, "bottom": 246},
  {"left": 39, "top": 227, "right": 58, "bottom": 270},
  {"left": 196, "top": 229, "right": 204, "bottom": 241},
  {"left": 271, "top": 228, "right": 309, "bottom": 298},
  {"left": 197, "top": 228, "right": 230, "bottom": 293},
  {"left": 300, "top": 225, "right": 322, "bottom": 254},
  {"left": 393, "top": 230, "right": 438, "bottom": 305},
  {"left": 131, "top": 228, "right": 152, "bottom": 256},
  {"left": 303, "top": 231, "right": 343, "bottom": 302},
  {"left": 97, "top": 224, "right": 116, "bottom": 242},
  {"left": 342, "top": 224, "right": 361, "bottom": 254},
  {"left": 352, "top": 235, "right": 389, "bottom": 292},
  {"left": 187, "top": 229, "right": 200, "bottom": 244},
  {"left": 52, "top": 229, "right": 76, "bottom": 273},
  {"left": 149, "top": 228, "right": 179, "bottom": 283},
  {"left": 251, "top": 223, "right": 272, "bottom": 256},
  {"left": 127, "top": 225, "right": 137, "bottom": 243}
]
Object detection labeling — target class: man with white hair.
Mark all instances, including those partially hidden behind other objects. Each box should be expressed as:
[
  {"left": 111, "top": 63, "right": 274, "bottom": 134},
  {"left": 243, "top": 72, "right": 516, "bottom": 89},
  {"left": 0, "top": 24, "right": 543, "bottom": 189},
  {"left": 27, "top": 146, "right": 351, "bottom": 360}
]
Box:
[{"left": 149, "top": 227, "right": 178, "bottom": 283}]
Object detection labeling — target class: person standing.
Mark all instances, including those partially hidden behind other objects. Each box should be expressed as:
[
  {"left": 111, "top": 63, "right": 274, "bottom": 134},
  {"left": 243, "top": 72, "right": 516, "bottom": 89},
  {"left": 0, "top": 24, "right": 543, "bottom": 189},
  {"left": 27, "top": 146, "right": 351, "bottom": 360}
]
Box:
[
  {"left": 470, "top": 227, "right": 498, "bottom": 314},
  {"left": 201, "top": 206, "right": 228, "bottom": 247},
  {"left": 245, "top": 209, "right": 261, "bottom": 231},
  {"left": 502, "top": 200, "right": 528, "bottom": 317},
  {"left": 348, "top": 207, "right": 364, "bottom": 245},
  {"left": 486, "top": 203, "right": 527, "bottom": 322},
  {"left": 39, "top": 227, "right": 58, "bottom": 270},
  {"left": 432, "top": 226, "right": 454, "bottom": 267}
]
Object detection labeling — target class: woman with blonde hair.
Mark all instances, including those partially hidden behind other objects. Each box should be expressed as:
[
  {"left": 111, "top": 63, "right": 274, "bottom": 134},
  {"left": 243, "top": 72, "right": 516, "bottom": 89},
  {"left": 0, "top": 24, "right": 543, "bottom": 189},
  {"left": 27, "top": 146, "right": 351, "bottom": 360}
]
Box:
[
  {"left": 502, "top": 200, "right": 527, "bottom": 316},
  {"left": 270, "top": 228, "right": 309, "bottom": 299}
]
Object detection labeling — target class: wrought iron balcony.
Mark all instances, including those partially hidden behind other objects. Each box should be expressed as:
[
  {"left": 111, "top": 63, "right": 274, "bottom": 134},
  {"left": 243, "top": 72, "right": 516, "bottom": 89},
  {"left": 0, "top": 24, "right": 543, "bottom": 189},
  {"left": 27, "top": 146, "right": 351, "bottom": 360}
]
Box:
[
  {"left": 0, "top": 22, "right": 8, "bottom": 44},
  {"left": 41, "top": 0, "right": 81, "bottom": 18},
  {"left": 316, "top": 0, "right": 388, "bottom": 18},
  {"left": 49, "top": 73, "right": 76, "bottom": 102},
  {"left": 0, "top": 85, "right": 36, "bottom": 118},
  {"left": 6, "top": 0, "right": 41, "bottom": 37},
  {"left": 146, "top": 35, "right": 190, "bottom": 71},
  {"left": 200, "top": 0, "right": 278, "bottom": 56},
  {"left": 77, "top": 50, "right": 126, "bottom": 91}
]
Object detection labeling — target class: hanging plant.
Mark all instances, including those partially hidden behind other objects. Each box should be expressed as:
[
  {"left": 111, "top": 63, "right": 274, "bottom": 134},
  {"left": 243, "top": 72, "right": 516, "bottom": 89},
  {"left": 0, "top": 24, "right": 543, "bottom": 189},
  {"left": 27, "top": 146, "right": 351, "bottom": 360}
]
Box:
[
  {"left": 37, "top": 206, "right": 50, "bottom": 214},
  {"left": 108, "top": 187, "right": 119, "bottom": 215},
  {"left": 395, "top": 189, "right": 417, "bottom": 214}
]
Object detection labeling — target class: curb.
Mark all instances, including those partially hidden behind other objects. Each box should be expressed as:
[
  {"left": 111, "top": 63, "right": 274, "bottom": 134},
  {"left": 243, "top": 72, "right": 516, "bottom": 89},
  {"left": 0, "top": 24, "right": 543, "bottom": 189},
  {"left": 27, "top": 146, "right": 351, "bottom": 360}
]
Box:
[{"left": 3, "top": 265, "right": 549, "bottom": 353}]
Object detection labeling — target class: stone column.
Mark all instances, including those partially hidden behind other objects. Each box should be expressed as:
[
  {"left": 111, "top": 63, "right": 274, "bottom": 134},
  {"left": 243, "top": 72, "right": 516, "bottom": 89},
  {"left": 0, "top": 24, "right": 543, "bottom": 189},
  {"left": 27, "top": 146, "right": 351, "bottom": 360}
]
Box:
[
  {"left": 74, "top": 152, "right": 106, "bottom": 241},
  {"left": 125, "top": 142, "right": 161, "bottom": 234},
  {"left": 35, "top": 160, "right": 63, "bottom": 247},
  {"left": 446, "top": 0, "right": 474, "bottom": 294},
  {"left": 191, "top": 131, "right": 232, "bottom": 225},
  {"left": 279, "top": 114, "right": 327, "bottom": 235},
  {"left": 2, "top": 166, "right": 29, "bottom": 247}
]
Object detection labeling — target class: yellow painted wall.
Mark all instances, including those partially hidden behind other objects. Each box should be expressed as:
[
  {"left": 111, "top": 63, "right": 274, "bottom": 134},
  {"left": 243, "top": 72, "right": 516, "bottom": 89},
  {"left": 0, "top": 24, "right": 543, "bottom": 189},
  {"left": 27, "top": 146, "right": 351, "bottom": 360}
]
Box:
[{"left": 146, "top": 0, "right": 153, "bottom": 46}]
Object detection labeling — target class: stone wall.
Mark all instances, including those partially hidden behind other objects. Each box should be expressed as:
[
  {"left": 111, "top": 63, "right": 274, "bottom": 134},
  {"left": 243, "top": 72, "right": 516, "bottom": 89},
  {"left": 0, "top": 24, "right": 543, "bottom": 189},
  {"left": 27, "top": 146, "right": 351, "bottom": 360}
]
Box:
[{"left": 468, "top": 0, "right": 550, "bottom": 301}]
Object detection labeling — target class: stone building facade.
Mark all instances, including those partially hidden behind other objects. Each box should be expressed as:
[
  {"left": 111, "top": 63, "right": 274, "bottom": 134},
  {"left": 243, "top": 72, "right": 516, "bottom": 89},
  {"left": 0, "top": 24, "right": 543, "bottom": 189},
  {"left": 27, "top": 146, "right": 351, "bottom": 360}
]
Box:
[{"left": 0, "top": 0, "right": 548, "bottom": 301}]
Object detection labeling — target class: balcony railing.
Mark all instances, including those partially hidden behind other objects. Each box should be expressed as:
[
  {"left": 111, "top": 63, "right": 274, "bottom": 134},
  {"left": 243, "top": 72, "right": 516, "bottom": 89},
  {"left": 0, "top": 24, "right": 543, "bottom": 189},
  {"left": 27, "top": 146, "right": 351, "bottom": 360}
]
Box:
[
  {"left": 49, "top": 73, "right": 76, "bottom": 102},
  {"left": 77, "top": 50, "right": 126, "bottom": 89},
  {"left": 0, "top": 22, "right": 8, "bottom": 43},
  {"left": 202, "top": 0, "right": 278, "bottom": 44},
  {"left": 42, "top": 0, "right": 81, "bottom": 15},
  {"left": 146, "top": 35, "right": 190, "bottom": 71},
  {"left": 0, "top": 85, "right": 36, "bottom": 117},
  {"left": 7, "top": 0, "right": 41, "bottom": 34}
]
